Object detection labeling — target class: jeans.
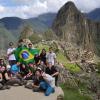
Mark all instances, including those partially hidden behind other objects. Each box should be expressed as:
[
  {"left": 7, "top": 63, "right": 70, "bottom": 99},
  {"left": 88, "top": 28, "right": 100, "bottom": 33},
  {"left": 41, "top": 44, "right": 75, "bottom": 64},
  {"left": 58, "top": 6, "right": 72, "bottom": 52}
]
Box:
[{"left": 40, "top": 81, "right": 55, "bottom": 96}]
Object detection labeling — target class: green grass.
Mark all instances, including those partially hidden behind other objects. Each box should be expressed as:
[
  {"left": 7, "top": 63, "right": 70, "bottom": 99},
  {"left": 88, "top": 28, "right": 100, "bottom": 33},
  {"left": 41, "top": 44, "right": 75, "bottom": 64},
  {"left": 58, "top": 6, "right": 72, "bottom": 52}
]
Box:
[
  {"left": 65, "top": 63, "right": 80, "bottom": 72},
  {"left": 34, "top": 43, "right": 49, "bottom": 52},
  {"left": 57, "top": 51, "right": 80, "bottom": 72},
  {"left": 60, "top": 84, "right": 92, "bottom": 100}
]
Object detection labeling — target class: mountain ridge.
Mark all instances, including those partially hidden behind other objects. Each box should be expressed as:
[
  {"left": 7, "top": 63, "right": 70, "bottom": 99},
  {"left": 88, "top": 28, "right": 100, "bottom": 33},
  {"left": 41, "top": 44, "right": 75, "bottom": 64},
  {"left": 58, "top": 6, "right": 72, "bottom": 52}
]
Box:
[{"left": 52, "top": 1, "right": 100, "bottom": 56}]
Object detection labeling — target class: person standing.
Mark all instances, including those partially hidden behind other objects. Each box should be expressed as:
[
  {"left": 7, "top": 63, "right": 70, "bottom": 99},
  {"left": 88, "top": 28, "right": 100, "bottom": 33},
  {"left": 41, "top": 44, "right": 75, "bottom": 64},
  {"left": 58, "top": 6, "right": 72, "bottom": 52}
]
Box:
[
  {"left": 7, "top": 42, "right": 16, "bottom": 66},
  {"left": 46, "top": 47, "right": 56, "bottom": 66},
  {"left": 40, "top": 49, "right": 47, "bottom": 65},
  {"left": 28, "top": 43, "right": 34, "bottom": 51}
]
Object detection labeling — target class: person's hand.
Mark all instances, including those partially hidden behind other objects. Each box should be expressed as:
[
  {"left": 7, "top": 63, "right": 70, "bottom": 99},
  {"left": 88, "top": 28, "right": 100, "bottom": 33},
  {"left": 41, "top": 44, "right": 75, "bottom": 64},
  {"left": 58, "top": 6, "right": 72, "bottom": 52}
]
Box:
[{"left": 42, "top": 72, "right": 46, "bottom": 77}]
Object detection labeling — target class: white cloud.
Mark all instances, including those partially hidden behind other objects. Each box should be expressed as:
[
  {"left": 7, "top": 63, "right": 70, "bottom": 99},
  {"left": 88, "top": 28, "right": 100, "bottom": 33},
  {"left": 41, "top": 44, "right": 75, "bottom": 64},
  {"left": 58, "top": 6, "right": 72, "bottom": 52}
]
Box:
[
  {"left": 0, "top": 0, "right": 100, "bottom": 18},
  {"left": 0, "top": 5, "right": 5, "bottom": 13},
  {"left": 75, "top": 0, "right": 100, "bottom": 12},
  {"left": 0, "top": 0, "right": 48, "bottom": 18}
]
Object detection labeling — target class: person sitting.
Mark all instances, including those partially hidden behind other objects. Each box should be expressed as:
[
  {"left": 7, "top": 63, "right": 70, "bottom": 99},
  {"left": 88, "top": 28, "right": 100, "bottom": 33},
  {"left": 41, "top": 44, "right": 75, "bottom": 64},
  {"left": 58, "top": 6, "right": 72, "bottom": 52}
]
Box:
[
  {"left": 45, "top": 62, "right": 59, "bottom": 86},
  {"left": 10, "top": 62, "right": 20, "bottom": 75},
  {"left": 7, "top": 62, "right": 23, "bottom": 86},
  {"left": 32, "top": 69, "right": 55, "bottom": 96},
  {"left": 23, "top": 63, "right": 35, "bottom": 80},
  {"left": 40, "top": 49, "right": 47, "bottom": 65},
  {"left": 0, "top": 59, "right": 10, "bottom": 82},
  {"left": 20, "top": 64, "right": 29, "bottom": 78},
  {"left": 0, "top": 59, "right": 10, "bottom": 89}
]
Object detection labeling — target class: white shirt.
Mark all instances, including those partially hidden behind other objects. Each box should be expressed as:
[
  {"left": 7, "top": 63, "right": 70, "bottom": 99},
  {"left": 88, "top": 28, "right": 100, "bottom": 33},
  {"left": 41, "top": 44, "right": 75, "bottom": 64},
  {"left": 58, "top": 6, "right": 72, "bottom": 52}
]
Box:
[
  {"left": 42, "top": 73, "right": 55, "bottom": 88},
  {"left": 46, "top": 52, "right": 56, "bottom": 65},
  {"left": 7, "top": 48, "right": 16, "bottom": 61}
]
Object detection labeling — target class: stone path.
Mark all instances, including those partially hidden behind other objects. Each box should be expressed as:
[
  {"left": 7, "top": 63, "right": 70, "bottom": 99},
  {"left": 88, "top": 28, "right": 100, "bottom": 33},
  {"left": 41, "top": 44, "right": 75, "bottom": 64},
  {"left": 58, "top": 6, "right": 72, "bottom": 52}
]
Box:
[{"left": 0, "top": 86, "right": 64, "bottom": 100}]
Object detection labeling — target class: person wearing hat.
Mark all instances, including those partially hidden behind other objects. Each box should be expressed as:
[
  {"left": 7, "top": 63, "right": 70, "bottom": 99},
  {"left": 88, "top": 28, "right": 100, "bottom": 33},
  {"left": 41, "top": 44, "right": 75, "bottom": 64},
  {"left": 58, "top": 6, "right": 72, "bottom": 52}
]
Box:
[{"left": 32, "top": 69, "right": 55, "bottom": 96}]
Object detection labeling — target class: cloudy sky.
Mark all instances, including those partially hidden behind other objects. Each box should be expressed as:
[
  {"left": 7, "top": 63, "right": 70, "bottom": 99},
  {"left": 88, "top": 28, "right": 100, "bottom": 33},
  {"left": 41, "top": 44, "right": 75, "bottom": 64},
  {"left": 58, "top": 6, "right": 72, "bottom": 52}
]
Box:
[{"left": 0, "top": 0, "right": 100, "bottom": 19}]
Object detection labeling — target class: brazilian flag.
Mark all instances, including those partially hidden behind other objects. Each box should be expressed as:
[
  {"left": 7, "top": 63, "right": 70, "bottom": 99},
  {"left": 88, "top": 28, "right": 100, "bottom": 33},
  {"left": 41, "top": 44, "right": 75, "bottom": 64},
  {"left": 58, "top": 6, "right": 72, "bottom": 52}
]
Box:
[{"left": 14, "top": 46, "right": 39, "bottom": 64}]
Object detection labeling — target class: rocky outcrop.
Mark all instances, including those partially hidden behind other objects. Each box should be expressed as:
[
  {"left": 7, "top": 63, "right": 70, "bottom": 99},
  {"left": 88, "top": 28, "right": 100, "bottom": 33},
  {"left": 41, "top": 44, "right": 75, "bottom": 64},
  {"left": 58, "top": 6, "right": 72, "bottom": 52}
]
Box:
[{"left": 52, "top": 1, "right": 100, "bottom": 56}]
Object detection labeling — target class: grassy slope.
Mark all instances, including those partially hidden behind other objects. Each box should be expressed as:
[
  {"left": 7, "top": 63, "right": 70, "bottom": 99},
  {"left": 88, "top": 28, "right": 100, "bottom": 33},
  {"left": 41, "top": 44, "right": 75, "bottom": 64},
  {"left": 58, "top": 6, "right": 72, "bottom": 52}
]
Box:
[
  {"left": 61, "top": 84, "right": 92, "bottom": 100},
  {"left": 57, "top": 51, "right": 80, "bottom": 72}
]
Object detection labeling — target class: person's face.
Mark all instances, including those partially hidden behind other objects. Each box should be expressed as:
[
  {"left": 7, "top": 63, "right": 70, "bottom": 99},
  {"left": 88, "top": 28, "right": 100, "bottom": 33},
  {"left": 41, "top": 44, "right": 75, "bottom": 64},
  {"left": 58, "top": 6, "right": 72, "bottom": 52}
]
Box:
[
  {"left": 0, "top": 60, "right": 4, "bottom": 65},
  {"left": 42, "top": 49, "right": 46, "bottom": 54},
  {"left": 48, "top": 63, "right": 52, "bottom": 68},
  {"left": 22, "top": 64, "right": 25, "bottom": 69},
  {"left": 9, "top": 43, "right": 13, "bottom": 47},
  {"left": 35, "top": 71, "right": 41, "bottom": 77},
  {"left": 28, "top": 44, "right": 32, "bottom": 48},
  {"left": 29, "top": 63, "right": 34, "bottom": 68},
  {"left": 49, "top": 48, "right": 52, "bottom": 53},
  {"left": 40, "top": 61, "right": 44, "bottom": 65},
  {"left": 17, "top": 62, "right": 20, "bottom": 66}
]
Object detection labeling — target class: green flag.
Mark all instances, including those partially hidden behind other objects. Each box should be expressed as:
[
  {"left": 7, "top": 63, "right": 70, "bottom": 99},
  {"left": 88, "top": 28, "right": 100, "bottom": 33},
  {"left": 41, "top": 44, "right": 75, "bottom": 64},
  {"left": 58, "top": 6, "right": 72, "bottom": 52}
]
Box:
[{"left": 14, "top": 46, "right": 39, "bottom": 64}]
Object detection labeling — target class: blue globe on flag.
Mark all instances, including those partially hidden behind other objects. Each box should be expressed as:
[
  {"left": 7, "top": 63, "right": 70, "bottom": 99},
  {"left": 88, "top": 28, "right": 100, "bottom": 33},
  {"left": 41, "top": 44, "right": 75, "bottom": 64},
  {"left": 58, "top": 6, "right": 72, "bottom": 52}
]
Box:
[{"left": 21, "top": 51, "right": 29, "bottom": 59}]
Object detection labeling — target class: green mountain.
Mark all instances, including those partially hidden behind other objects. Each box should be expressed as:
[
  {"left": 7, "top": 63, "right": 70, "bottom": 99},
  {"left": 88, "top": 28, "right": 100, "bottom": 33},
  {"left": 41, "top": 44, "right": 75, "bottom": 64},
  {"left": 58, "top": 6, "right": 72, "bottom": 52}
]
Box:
[
  {"left": 0, "top": 13, "right": 56, "bottom": 51},
  {"left": 86, "top": 8, "right": 100, "bottom": 22}
]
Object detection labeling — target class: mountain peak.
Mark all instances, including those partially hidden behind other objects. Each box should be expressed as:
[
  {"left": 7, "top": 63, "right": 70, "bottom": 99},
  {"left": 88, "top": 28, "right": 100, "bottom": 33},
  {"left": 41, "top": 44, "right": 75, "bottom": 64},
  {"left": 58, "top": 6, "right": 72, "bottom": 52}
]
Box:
[
  {"left": 64, "top": 1, "right": 76, "bottom": 8},
  {"left": 52, "top": 1, "right": 82, "bottom": 36},
  {"left": 52, "top": 1, "right": 100, "bottom": 54},
  {"left": 60, "top": 1, "right": 79, "bottom": 13}
]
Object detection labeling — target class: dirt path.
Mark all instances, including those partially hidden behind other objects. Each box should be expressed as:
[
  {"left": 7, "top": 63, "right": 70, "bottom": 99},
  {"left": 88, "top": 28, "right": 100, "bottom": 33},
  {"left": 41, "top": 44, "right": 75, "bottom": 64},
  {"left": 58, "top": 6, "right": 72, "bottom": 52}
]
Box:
[{"left": 0, "top": 86, "right": 64, "bottom": 100}]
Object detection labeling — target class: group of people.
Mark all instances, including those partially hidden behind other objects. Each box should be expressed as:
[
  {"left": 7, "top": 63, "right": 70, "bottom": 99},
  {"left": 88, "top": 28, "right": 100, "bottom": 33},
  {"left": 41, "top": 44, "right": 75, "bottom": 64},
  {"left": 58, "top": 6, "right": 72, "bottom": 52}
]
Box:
[{"left": 0, "top": 40, "right": 59, "bottom": 96}]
